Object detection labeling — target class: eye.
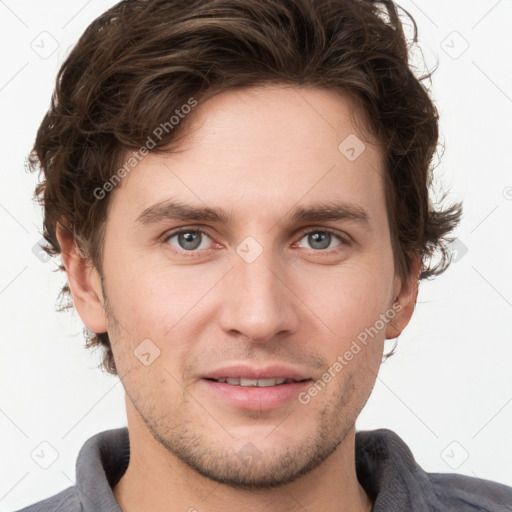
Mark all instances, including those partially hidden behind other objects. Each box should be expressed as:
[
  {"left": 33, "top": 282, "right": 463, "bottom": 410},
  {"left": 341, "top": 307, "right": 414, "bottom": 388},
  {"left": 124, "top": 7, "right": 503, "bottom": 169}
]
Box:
[
  {"left": 296, "top": 229, "right": 348, "bottom": 251},
  {"left": 164, "top": 228, "right": 215, "bottom": 254}
]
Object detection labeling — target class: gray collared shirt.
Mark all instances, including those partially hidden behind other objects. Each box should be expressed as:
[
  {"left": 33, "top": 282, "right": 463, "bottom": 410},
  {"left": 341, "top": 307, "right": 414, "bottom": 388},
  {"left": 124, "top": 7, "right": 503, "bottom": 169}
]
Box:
[{"left": 15, "top": 427, "right": 512, "bottom": 511}]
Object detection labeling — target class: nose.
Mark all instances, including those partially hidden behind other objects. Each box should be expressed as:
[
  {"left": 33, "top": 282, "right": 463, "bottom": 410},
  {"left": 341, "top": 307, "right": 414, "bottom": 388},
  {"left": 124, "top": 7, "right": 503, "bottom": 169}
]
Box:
[{"left": 217, "top": 243, "right": 300, "bottom": 343}]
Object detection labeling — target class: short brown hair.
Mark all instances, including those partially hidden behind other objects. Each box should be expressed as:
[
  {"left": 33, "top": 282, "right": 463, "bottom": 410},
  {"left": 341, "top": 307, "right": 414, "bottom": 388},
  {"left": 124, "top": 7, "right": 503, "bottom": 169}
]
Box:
[{"left": 28, "top": 0, "right": 462, "bottom": 374}]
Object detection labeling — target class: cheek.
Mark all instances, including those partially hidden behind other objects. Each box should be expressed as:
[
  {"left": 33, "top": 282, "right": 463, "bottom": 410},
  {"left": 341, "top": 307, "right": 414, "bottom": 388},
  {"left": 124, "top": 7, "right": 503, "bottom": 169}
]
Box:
[
  {"left": 291, "top": 258, "right": 395, "bottom": 341},
  {"left": 103, "top": 259, "right": 228, "bottom": 374},
  {"left": 104, "top": 255, "right": 200, "bottom": 324}
]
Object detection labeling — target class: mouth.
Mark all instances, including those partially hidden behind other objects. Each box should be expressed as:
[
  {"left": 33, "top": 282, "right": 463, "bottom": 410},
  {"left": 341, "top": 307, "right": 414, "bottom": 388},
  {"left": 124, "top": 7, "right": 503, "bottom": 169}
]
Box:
[
  {"left": 199, "top": 364, "right": 313, "bottom": 410},
  {"left": 200, "top": 376, "right": 313, "bottom": 411},
  {"left": 204, "top": 377, "right": 308, "bottom": 387}
]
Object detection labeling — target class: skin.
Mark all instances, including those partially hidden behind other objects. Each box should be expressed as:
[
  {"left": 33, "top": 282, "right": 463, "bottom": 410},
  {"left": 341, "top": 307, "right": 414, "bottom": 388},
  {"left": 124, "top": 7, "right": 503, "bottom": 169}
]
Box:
[{"left": 58, "top": 84, "right": 420, "bottom": 512}]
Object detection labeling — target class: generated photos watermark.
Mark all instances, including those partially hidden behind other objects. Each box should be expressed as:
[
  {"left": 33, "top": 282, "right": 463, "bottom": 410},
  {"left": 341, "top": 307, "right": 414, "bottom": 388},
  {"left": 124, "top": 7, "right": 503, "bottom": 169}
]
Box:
[
  {"left": 93, "top": 97, "right": 198, "bottom": 200},
  {"left": 298, "top": 302, "right": 403, "bottom": 405}
]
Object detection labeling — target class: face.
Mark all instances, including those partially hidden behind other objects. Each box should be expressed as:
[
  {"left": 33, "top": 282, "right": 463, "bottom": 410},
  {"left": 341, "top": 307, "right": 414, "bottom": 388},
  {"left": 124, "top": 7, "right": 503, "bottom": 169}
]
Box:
[{"left": 74, "top": 85, "right": 416, "bottom": 488}]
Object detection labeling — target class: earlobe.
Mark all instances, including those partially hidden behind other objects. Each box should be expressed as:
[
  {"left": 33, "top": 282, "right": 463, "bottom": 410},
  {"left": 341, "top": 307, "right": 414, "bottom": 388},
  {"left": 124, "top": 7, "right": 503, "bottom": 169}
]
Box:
[
  {"left": 385, "top": 254, "right": 421, "bottom": 340},
  {"left": 55, "top": 223, "right": 108, "bottom": 334}
]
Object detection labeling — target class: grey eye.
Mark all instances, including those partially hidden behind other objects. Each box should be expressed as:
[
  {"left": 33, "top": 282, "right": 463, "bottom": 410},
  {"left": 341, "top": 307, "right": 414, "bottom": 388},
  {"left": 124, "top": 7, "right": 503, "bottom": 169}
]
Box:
[
  {"left": 298, "top": 231, "right": 342, "bottom": 251},
  {"left": 167, "top": 230, "right": 211, "bottom": 251}
]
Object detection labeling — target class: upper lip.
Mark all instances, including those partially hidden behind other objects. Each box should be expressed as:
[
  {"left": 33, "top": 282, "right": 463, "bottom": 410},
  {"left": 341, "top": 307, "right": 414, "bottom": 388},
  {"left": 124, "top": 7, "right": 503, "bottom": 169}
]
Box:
[{"left": 202, "top": 364, "right": 311, "bottom": 381}]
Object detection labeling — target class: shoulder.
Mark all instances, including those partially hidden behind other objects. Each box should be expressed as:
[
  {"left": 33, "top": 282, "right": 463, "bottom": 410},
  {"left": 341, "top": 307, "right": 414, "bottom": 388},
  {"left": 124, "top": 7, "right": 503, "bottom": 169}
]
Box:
[
  {"left": 13, "top": 486, "right": 81, "bottom": 512},
  {"left": 428, "top": 471, "right": 512, "bottom": 511},
  {"left": 12, "top": 427, "right": 128, "bottom": 512},
  {"left": 355, "top": 428, "right": 512, "bottom": 511}
]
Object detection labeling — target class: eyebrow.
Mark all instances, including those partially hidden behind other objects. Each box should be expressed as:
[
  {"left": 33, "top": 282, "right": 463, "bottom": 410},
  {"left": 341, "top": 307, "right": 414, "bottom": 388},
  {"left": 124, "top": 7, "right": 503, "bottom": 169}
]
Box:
[{"left": 135, "top": 198, "right": 370, "bottom": 228}]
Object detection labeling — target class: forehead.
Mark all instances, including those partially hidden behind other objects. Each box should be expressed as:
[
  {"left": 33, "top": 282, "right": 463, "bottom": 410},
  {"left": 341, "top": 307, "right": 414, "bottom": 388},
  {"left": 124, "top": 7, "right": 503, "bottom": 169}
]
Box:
[{"left": 108, "top": 85, "right": 386, "bottom": 227}]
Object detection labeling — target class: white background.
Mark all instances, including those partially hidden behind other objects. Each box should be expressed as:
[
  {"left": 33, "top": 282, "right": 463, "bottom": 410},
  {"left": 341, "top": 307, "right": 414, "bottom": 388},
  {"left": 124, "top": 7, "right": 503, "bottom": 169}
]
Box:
[{"left": 1, "top": 1, "right": 511, "bottom": 510}]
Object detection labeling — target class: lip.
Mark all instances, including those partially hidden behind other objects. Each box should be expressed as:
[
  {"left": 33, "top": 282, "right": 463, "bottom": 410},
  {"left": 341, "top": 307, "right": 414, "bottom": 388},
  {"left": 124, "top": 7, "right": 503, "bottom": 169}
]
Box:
[
  {"left": 200, "top": 364, "right": 313, "bottom": 411},
  {"left": 200, "top": 378, "right": 312, "bottom": 411},
  {"left": 201, "top": 364, "right": 310, "bottom": 381}
]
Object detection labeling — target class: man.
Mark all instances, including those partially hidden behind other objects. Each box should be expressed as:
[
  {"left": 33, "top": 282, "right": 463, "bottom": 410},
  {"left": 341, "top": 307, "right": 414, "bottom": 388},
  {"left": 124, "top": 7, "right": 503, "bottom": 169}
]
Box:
[{"left": 19, "top": 0, "right": 512, "bottom": 510}]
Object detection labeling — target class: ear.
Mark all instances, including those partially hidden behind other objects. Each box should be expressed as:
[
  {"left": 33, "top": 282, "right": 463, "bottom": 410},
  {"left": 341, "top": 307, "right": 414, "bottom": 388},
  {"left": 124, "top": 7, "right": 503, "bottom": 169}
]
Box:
[
  {"left": 55, "top": 223, "right": 108, "bottom": 333},
  {"left": 385, "top": 253, "right": 421, "bottom": 339}
]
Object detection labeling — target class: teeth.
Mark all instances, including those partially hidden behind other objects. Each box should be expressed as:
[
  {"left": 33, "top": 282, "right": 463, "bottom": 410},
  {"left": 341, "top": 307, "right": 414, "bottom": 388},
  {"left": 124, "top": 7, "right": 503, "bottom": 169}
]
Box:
[{"left": 216, "top": 377, "right": 288, "bottom": 387}]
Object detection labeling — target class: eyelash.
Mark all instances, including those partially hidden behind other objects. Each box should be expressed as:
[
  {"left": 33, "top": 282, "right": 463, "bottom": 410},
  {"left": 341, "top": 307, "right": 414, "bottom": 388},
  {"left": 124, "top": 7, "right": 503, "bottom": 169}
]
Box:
[{"left": 161, "top": 226, "right": 351, "bottom": 258}]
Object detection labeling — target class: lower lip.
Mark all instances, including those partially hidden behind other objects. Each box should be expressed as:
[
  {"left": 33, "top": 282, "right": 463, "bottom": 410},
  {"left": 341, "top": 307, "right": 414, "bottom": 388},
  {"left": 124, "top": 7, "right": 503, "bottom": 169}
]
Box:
[{"left": 200, "top": 379, "right": 312, "bottom": 411}]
